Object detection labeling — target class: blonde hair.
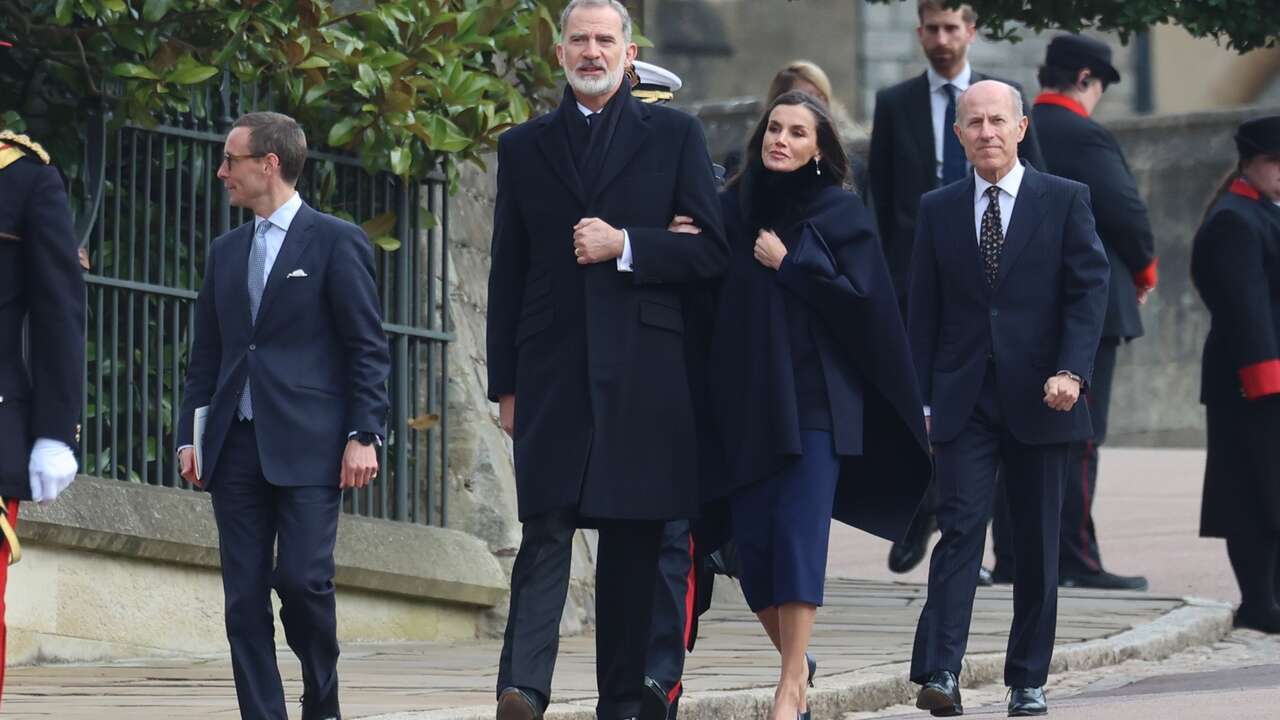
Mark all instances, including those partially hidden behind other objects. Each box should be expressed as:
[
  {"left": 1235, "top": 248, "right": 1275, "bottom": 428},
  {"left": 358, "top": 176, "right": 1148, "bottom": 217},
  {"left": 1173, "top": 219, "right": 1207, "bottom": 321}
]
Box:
[{"left": 767, "top": 60, "right": 834, "bottom": 107}]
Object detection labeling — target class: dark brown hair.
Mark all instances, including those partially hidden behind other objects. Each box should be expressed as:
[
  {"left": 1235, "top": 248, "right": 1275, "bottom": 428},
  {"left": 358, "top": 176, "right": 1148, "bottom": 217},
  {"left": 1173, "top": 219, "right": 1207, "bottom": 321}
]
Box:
[
  {"left": 231, "top": 111, "right": 308, "bottom": 184},
  {"left": 917, "top": 0, "right": 977, "bottom": 24},
  {"left": 726, "top": 90, "right": 849, "bottom": 191}
]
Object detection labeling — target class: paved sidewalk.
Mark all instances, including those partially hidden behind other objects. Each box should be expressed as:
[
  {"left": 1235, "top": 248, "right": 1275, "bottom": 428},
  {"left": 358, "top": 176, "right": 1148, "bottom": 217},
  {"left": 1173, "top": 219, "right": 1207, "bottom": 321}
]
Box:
[{"left": 5, "top": 578, "right": 1224, "bottom": 720}]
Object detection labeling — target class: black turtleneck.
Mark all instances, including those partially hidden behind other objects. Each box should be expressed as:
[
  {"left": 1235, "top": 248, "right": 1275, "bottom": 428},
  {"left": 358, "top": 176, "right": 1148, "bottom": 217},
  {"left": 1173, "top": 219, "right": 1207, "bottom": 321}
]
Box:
[{"left": 744, "top": 163, "right": 836, "bottom": 431}]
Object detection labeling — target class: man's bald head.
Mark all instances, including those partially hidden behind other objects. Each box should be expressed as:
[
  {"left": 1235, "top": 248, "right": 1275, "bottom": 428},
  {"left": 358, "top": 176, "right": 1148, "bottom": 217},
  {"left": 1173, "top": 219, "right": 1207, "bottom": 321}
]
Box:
[
  {"left": 956, "top": 79, "right": 1023, "bottom": 125},
  {"left": 952, "top": 79, "right": 1028, "bottom": 182}
]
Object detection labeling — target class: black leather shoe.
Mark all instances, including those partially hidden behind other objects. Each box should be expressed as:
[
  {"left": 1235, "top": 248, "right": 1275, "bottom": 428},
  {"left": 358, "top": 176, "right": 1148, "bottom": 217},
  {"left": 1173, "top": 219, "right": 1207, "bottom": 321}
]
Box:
[
  {"left": 1234, "top": 603, "right": 1280, "bottom": 633},
  {"left": 640, "top": 677, "right": 671, "bottom": 720},
  {"left": 497, "top": 687, "right": 544, "bottom": 720},
  {"left": 916, "top": 670, "right": 962, "bottom": 717},
  {"left": 1007, "top": 686, "right": 1047, "bottom": 716},
  {"left": 990, "top": 564, "right": 1014, "bottom": 585},
  {"left": 300, "top": 691, "right": 341, "bottom": 720},
  {"left": 977, "top": 566, "right": 994, "bottom": 586},
  {"left": 888, "top": 514, "right": 935, "bottom": 573},
  {"left": 1060, "top": 570, "right": 1149, "bottom": 591}
]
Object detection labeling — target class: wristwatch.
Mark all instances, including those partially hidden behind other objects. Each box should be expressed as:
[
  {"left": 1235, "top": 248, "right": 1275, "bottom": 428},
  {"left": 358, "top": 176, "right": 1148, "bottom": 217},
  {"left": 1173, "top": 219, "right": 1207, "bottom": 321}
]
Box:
[{"left": 354, "top": 431, "right": 378, "bottom": 447}]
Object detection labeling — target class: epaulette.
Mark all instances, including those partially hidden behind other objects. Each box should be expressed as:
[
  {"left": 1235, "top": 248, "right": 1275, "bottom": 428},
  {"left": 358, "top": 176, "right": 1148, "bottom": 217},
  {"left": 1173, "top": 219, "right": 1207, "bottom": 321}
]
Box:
[{"left": 0, "top": 130, "right": 50, "bottom": 170}]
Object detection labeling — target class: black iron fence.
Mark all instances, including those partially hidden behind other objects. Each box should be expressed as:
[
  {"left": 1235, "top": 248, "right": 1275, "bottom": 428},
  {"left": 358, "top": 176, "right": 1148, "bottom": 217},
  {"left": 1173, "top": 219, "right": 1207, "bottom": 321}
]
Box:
[{"left": 75, "top": 79, "right": 452, "bottom": 525}]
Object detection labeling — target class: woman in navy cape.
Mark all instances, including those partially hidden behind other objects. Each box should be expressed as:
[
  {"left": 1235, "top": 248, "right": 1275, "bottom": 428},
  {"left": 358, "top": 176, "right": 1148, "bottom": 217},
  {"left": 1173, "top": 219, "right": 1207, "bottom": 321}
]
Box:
[{"left": 699, "top": 91, "right": 931, "bottom": 720}]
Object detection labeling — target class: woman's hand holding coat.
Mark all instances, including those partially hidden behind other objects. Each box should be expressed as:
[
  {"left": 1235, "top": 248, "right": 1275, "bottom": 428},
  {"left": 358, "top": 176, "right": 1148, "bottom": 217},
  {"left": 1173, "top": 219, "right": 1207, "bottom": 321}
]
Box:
[{"left": 754, "top": 229, "right": 788, "bottom": 270}]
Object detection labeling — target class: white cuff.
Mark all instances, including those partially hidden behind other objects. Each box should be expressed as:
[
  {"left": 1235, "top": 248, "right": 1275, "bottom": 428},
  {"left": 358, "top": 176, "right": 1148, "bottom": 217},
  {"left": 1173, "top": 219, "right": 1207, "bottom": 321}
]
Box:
[
  {"left": 923, "top": 406, "right": 932, "bottom": 417},
  {"left": 616, "top": 229, "right": 634, "bottom": 272}
]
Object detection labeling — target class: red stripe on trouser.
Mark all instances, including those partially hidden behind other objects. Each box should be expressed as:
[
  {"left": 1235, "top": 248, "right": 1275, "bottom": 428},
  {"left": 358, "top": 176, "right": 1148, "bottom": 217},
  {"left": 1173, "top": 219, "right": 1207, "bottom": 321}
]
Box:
[
  {"left": 1078, "top": 440, "right": 1100, "bottom": 572},
  {"left": 0, "top": 499, "right": 19, "bottom": 708},
  {"left": 669, "top": 534, "right": 696, "bottom": 704}
]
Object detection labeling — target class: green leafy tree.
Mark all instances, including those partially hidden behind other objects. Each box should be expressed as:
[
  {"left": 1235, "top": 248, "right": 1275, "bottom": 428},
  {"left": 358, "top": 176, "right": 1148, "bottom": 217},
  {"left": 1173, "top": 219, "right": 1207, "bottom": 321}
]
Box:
[
  {"left": 866, "top": 0, "right": 1277, "bottom": 52},
  {"left": 1, "top": 0, "right": 574, "bottom": 182}
]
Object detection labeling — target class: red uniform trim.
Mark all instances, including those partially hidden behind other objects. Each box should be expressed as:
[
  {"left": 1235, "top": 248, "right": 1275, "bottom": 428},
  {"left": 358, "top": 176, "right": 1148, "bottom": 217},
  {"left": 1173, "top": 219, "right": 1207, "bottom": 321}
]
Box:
[
  {"left": 1230, "top": 177, "right": 1261, "bottom": 201},
  {"left": 669, "top": 533, "right": 697, "bottom": 704},
  {"left": 0, "top": 499, "right": 18, "bottom": 708},
  {"left": 1134, "top": 257, "right": 1158, "bottom": 290},
  {"left": 1240, "top": 360, "right": 1280, "bottom": 400},
  {"left": 1033, "top": 92, "right": 1089, "bottom": 118}
]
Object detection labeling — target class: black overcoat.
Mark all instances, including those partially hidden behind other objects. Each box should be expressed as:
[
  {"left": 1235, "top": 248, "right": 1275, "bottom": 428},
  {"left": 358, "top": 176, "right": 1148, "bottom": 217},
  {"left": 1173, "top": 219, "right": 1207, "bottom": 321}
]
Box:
[
  {"left": 704, "top": 185, "right": 931, "bottom": 543},
  {"left": 1191, "top": 179, "right": 1280, "bottom": 536},
  {"left": 1032, "top": 98, "right": 1156, "bottom": 340},
  {"left": 0, "top": 143, "right": 85, "bottom": 500},
  {"left": 486, "top": 84, "right": 729, "bottom": 522}
]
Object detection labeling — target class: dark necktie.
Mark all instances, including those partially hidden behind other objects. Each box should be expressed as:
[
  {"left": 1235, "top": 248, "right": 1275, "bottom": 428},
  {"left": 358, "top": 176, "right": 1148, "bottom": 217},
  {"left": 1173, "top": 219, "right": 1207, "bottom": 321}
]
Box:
[
  {"left": 980, "top": 185, "right": 1003, "bottom": 287},
  {"left": 577, "top": 112, "right": 597, "bottom": 173},
  {"left": 942, "top": 84, "right": 966, "bottom": 185}
]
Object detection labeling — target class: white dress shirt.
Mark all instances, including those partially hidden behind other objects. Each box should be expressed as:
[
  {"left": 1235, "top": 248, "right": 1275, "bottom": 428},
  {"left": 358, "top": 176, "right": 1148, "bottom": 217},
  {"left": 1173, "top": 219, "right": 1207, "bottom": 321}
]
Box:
[
  {"left": 254, "top": 191, "right": 303, "bottom": 284},
  {"left": 928, "top": 63, "right": 972, "bottom": 181},
  {"left": 973, "top": 160, "right": 1025, "bottom": 242},
  {"left": 576, "top": 102, "right": 634, "bottom": 272}
]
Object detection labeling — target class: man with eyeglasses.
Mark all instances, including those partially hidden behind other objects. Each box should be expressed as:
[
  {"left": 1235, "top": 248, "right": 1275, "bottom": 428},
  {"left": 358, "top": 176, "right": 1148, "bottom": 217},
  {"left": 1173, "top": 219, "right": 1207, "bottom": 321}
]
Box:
[{"left": 177, "top": 111, "right": 390, "bottom": 720}]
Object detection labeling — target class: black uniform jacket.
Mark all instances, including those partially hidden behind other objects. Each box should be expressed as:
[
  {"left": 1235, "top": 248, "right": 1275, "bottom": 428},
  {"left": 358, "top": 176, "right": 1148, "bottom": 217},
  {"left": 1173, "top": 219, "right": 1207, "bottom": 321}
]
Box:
[
  {"left": 486, "top": 84, "right": 728, "bottom": 523},
  {"left": 0, "top": 142, "right": 85, "bottom": 500},
  {"left": 704, "top": 185, "right": 931, "bottom": 543},
  {"left": 1033, "top": 95, "right": 1156, "bottom": 340},
  {"left": 909, "top": 166, "right": 1110, "bottom": 446},
  {"left": 868, "top": 71, "right": 1045, "bottom": 303},
  {"left": 1192, "top": 179, "right": 1280, "bottom": 406},
  {"left": 177, "top": 203, "right": 390, "bottom": 489}
]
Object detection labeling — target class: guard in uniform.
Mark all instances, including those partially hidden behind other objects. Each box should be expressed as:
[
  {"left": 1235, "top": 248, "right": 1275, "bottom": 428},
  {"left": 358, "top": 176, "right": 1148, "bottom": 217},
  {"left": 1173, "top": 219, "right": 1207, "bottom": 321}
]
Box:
[
  {"left": 1192, "top": 115, "right": 1280, "bottom": 633},
  {"left": 628, "top": 60, "right": 709, "bottom": 720},
  {"left": 0, "top": 119, "right": 86, "bottom": 702}
]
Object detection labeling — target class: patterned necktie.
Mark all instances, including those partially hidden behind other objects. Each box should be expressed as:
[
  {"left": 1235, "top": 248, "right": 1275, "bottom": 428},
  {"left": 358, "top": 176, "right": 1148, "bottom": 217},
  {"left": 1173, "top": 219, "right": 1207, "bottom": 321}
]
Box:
[
  {"left": 980, "top": 185, "right": 1003, "bottom": 287},
  {"left": 942, "top": 84, "right": 966, "bottom": 184},
  {"left": 237, "top": 220, "right": 270, "bottom": 420}
]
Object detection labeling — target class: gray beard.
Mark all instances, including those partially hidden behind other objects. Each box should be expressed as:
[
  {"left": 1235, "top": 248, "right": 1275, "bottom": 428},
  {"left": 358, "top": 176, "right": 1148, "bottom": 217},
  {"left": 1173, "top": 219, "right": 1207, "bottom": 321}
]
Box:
[{"left": 567, "top": 63, "right": 624, "bottom": 98}]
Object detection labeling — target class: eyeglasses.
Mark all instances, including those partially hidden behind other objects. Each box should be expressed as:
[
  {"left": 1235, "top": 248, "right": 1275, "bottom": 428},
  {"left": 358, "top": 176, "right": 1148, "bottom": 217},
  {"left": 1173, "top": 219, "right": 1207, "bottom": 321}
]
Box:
[{"left": 223, "top": 152, "right": 266, "bottom": 167}]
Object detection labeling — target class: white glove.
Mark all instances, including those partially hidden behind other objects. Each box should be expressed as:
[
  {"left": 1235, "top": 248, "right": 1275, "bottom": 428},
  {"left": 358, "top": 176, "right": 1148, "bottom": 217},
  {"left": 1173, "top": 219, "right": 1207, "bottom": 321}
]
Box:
[{"left": 29, "top": 438, "right": 79, "bottom": 504}]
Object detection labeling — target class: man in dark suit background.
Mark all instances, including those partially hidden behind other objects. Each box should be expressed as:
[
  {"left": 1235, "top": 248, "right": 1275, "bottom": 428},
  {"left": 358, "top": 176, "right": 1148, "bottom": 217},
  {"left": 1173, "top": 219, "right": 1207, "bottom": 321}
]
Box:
[
  {"left": 868, "top": 0, "right": 1045, "bottom": 576},
  {"left": 908, "top": 80, "right": 1109, "bottom": 718},
  {"left": 177, "top": 111, "right": 390, "bottom": 720},
  {"left": 485, "top": 0, "right": 727, "bottom": 717},
  {"left": 1030, "top": 34, "right": 1156, "bottom": 592}
]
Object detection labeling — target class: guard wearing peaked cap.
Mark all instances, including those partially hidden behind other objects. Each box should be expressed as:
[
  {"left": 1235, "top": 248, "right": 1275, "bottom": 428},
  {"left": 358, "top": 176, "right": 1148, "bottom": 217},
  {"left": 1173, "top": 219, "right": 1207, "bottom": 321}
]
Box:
[
  {"left": 1019, "top": 32, "right": 1155, "bottom": 592},
  {"left": 0, "top": 111, "right": 87, "bottom": 702},
  {"left": 1192, "top": 115, "right": 1280, "bottom": 635},
  {"left": 623, "top": 58, "right": 720, "bottom": 720}
]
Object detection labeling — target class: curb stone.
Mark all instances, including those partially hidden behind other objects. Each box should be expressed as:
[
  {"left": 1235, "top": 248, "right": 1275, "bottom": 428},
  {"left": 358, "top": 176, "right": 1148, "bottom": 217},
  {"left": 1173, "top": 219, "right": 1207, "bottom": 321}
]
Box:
[{"left": 364, "top": 598, "right": 1234, "bottom": 720}]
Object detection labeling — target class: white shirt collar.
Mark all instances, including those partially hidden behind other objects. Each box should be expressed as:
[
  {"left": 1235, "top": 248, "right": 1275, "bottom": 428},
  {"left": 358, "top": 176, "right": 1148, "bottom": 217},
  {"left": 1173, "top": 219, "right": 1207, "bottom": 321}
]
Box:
[
  {"left": 928, "top": 62, "right": 972, "bottom": 94},
  {"left": 974, "top": 160, "right": 1025, "bottom": 201},
  {"left": 576, "top": 102, "right": 596, "bottom": 117},
  {"left": 257, "top": 191, "right": 303, "bottom": 233}
]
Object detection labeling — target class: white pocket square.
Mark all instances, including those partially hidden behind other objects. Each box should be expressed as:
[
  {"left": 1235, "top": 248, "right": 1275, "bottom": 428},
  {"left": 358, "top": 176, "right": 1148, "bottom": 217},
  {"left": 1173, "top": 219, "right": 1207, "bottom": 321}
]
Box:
[{"left": 286, "top": 269, "right": 308, "bottom": 279}]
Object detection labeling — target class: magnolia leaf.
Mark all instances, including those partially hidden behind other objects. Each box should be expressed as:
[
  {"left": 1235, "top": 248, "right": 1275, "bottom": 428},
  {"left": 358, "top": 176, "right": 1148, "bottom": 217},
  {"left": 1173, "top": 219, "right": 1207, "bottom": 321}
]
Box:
[
  {"left": 111, "top": 63, "right": 161, "bottom": 80},
  {"left": 327, "top": 116, "right": 363, "bottom": 147},
  {"left": 372, "top": 235, "right": 402, "bottom": 252},
  {"left": 142, "top": 0, "right": 172, "bottom": 22},
  {"left": 296, "top": 55, "right": 331, "bottom": 70},
  {"left": 362, "top": 211, "right": 398, "bottom": 238},
  {"left": 357, "top": 63, "right": 378, "bottom": 89},
  {"left": 167, "top": 62, "right": 219, "bottom": 86}
]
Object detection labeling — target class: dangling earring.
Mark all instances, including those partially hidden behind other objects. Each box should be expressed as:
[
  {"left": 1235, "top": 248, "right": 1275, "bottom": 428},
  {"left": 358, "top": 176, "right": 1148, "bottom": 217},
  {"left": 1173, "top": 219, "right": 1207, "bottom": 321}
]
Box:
[{"left": 814, "top": 156, "right": 821, "bottom": 176}]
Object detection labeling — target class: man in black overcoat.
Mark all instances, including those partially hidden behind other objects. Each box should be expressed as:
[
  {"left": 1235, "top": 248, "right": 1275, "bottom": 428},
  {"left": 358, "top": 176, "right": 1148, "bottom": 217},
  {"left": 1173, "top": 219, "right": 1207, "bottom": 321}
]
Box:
[
  {"left": 908, "top": 80, "right": 1109, "bottom": 718},
  {"left": 485, "top": 2, "right": 728, "bottom": 718},
  {"left": 1026, "top": 34, "right": 1155, "bottom": 591},
  {"left": 867, "top": 0, "right": 1045, "bottom": 576}
]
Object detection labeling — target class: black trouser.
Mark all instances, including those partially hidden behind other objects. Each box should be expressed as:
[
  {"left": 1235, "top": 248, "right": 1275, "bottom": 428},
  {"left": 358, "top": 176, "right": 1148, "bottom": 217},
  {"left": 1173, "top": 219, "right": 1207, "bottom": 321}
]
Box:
[
  {"left": 992, "top": 338, "right": 1119, "bottom": 576},
  {"left": 645, "top": 520, "right": 694, "bottom": 704},
  {"left": 911, "top": 369, "right": 1067, "bottom": 688},
  {"left": 210, "top": 420, "right": 343, "bottom": 720},
  {"left": 498, "top": 508, "right": 664, "bottom": 720}
]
